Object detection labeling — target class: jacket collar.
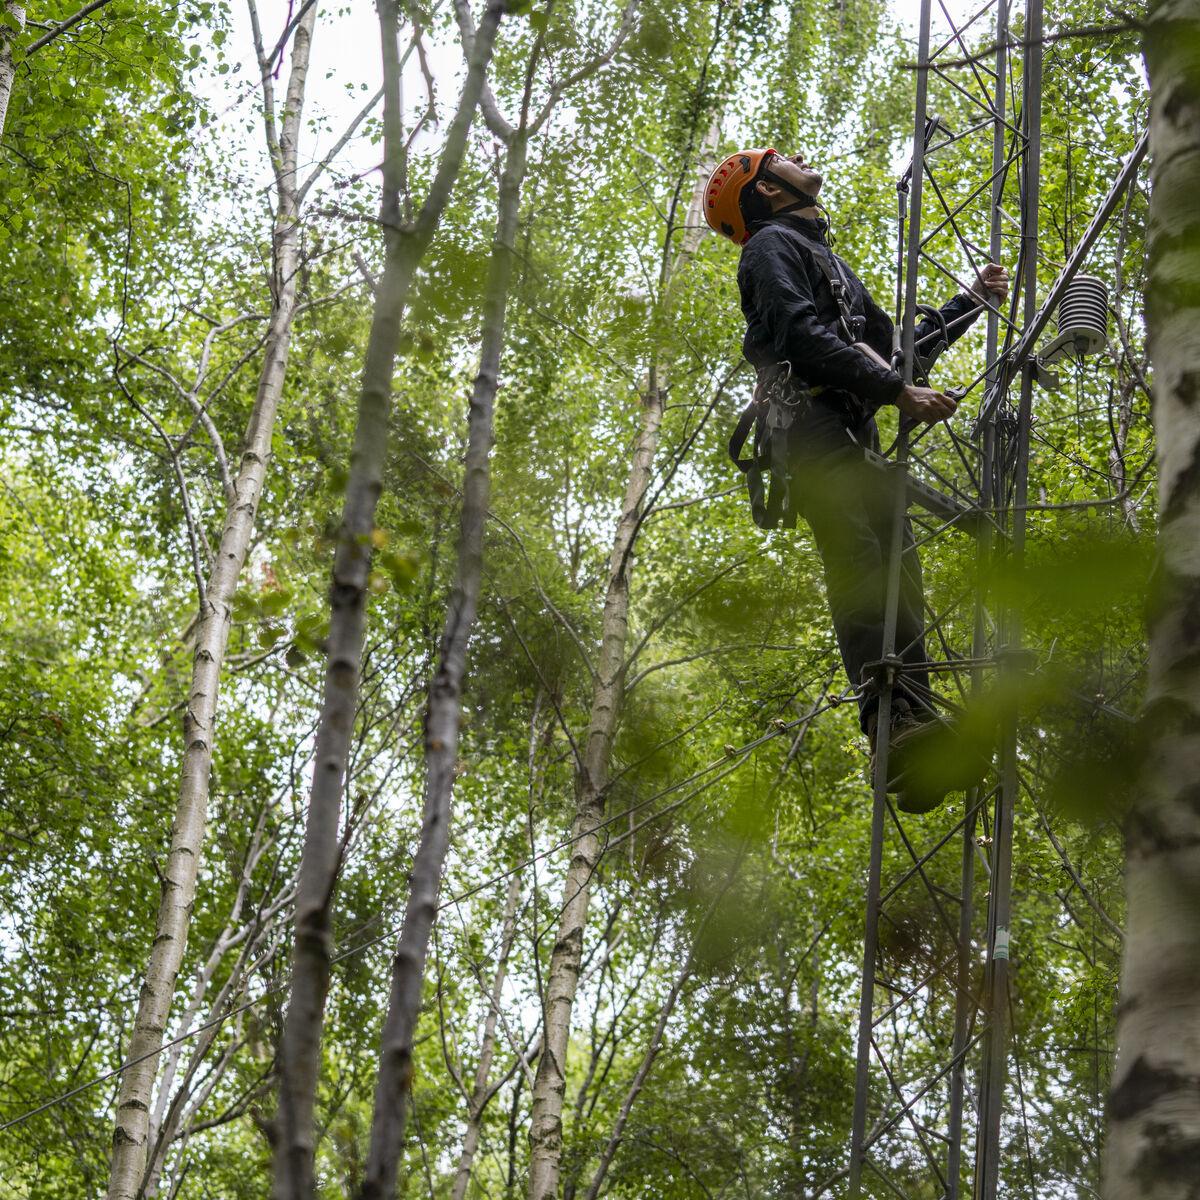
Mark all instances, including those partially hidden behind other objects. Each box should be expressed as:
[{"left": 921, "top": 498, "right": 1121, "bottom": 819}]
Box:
[{"left": 750, "top": 212, "right": 830, "bottom": 243}]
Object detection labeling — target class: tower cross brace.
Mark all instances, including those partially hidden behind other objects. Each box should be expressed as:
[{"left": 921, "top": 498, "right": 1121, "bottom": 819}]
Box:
[{"left": 844, "top": 1, "right": 1147, "bottom": 1195}]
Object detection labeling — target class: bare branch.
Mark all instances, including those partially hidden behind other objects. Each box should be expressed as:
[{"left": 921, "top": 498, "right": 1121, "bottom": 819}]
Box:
[
  {"left": 292, "top": 275, "right": 364, "bottom": 318},
  {"left": 112, "top": 351, "right": 208, "bottom": 609},
  {"left": 246, "top": 0, "right": 281, "bottom": 170},
  {"left": 266, "top": 0, "right": 318, "bottom": 70},
  {"left": 644, "top": 484, "right": 741, "bottom": 516},
  {"left": 298, "top": 86, "right": 384, "bottom": 202},
  {"left": 1029, "top": 790, "right": 1124, "bottom": 943},
  {"left": 530, "top": 0, "right": 640, "bottom": 133},
  {"left": 352, "top": 250, "right": 379, "bottom": 296},
  {"left": 114, "top": 341, "right": 236, "bottom": 502},
  {"left": 23, "top": 0, "right": 116, "bottom": 55}
]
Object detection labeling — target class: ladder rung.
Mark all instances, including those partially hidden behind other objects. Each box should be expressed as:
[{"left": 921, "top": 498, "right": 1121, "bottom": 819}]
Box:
[{"left": 862, "top": 447, "right": 981, "bottom": 535}]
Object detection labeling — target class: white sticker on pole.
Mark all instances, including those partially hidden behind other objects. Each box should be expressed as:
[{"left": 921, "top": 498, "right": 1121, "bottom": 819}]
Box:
[{"left": 993, "top": 927, "right": 1010, "bottom": 961}]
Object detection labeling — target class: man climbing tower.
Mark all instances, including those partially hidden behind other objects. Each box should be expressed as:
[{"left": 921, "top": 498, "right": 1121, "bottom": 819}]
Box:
[{"left": 705, "top": 148, "right": 1009, "bottom": 811}]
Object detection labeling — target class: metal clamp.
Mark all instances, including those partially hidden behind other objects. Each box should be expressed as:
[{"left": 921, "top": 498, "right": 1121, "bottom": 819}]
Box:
[{"left": 860, "top": 655, "right": 907, "bottom": 694}]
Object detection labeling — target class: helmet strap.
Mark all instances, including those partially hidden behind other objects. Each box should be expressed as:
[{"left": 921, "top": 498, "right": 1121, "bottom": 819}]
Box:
[
  {"left": 761, "top": 166, "right": 820, "bottom": 213},
  {"left": 776, "top": 198, "right": 821, "bottom": 215}
]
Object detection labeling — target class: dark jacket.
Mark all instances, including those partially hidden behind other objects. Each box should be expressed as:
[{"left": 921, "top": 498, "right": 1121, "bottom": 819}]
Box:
[{"left": 737, "top": 213, "right": 980, "bottom": 415}]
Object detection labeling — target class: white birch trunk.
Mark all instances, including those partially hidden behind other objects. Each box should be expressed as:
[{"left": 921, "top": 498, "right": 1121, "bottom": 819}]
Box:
[
  {"left": 1104, "top": 2, "right": 1200, "bottom": 1196},
  {"left": 271, "top": 5, "right": 504, "bottom": 1195},
  {"left": 526, "top": 381, "right": 664, "bottom": 1200},
  {"left": 358, "top": 119, "right": 528, "bottom": 1200},
  {"left": 450, "top": 872, "right": 523, "bottom": 1200},
  {"left": 526, "top": 125, "right": 717, "bottom": 1200},
  {"left": 105, "top": 10, "right": 318, "bottom": 1197},
  {"left": 0, "top": 2, "right": 23, "bottom": 138}
]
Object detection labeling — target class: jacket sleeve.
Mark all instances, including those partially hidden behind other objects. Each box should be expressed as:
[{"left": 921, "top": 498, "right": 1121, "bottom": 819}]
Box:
[
  {"left": 741, "top": 231, "right": 905, "bottom": 407},
  {"left": 913, "top": 291, "right": 983, "bottom": 365}
]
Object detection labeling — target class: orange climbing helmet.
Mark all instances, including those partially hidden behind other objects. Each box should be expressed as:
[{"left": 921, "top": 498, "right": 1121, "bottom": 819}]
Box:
[
  {"left": 704, "top": 148, "right": 775, "bottom": 245},
  {"left": 705, "top": 148, "right": 822, "bottom": 245}
]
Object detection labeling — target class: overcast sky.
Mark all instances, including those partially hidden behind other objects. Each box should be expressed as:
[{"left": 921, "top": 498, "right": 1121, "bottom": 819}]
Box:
[{"left": 199, "top": 0, "right": 951, "bottom": 197}]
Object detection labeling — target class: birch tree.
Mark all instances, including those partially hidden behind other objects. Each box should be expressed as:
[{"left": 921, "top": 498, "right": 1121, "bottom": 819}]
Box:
[
  {"left": 1104, "top": 1, "right": 1200, "bottom": 1195},
  {"left": 0, "top": 1, "right": 22, "bottom": 136},
  {"left": 105, "top": 6, "right": 323, "bottom": 1195},
  {"left": 271, "top": 3, "right": 504, "bottom": 1194},
  {"left": 356, "top": 8, "right": 637, "bottom": 1192},
  {"left": 526, "top": 91, "right": 723, "bottom": 1200},
  {"left": 359, "top": 70, "right": 533, "bottom": 1200}
]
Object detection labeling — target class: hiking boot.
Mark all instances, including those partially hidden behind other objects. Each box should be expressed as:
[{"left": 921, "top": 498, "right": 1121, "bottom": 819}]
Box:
[
  {"left": 886, "top": 705, "right": 933, "bottom": 779},
  {"left": 866, "top": 702, "right": 934, "bottom": 793},
  {"left": 895, "top": 784, "right": 950, "bottom": 815},
  {"left": 893, "top": 720, "right": 994, "bottom": 813}
]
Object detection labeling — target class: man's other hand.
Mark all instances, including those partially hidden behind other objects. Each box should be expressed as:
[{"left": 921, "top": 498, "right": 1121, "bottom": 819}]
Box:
[
  {"left": 970, "top": 263, "right": 1010, "bottom": 306},
  {"left": 897, "top": 384, "right": 957, "bottom": 423}
]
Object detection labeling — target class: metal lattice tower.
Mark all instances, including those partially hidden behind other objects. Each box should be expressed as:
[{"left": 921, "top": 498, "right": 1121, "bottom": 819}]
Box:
[{"left": 845, "top": 0, "right": 1148, "bottom": 1195}]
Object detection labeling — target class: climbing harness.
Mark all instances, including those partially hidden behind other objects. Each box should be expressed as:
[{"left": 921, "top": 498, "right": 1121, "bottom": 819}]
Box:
[
  {"left": 727, "top": 229, "right": 867, "bottom": 529},
  {"left": 822, "top": 246, "right": 868, "bottom": 347},
  {"left": 728, "top": 362, "right": 810, "bottom": 530}
]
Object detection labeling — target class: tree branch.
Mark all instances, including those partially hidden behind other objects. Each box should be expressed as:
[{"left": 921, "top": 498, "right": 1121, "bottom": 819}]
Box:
[
  {"left": 298, "top": 86, "right": 384, "bottom": 202},
  {"left": 23, "top": 0, "right": 116, "bottom": 54}
]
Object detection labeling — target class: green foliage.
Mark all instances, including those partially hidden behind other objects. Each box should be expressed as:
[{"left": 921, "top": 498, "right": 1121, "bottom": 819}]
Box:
[{"left": 0, "top": 0, "right": 1153, "bottom": 1196}]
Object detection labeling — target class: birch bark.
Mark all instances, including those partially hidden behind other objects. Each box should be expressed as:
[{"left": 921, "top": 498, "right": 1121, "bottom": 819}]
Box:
[
  {"left": 271, "top": 4, "right": 504, "bottom": 1196},
  {"left": 1104, "top": 1, "right": 1200, "bottom": 1196},
  {"left": 526, "top": 386, "right": 663, "bottom": 1200},
  {"left": 358, "top": 119, "right": 529, "bottom": 1200},
  {"left": 526, "top": 122, "right": 719, "bottom": 1199},
  {"left": 449, "top": 873, "right": 522, "bottom": 1200},
  {"left": 105, "top": 8, "right": 318, "bottom": 1197},
  {"left": 0, "top": 2, "right": 24, "bottom": 138},
  {"left": 348, "top": 9, "right": 636, "bottom": 1191}
]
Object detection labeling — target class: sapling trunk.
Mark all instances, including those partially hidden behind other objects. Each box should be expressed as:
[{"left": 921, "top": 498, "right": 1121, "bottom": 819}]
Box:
[
  {"left": 526, "top": 122, "right": 718, "bottom": 1200},
  {"left": 105, "top": 8, "right": 318, "bottom": 1195},
  {"left": 270, "top": 4, "right": 504, "bottom": 1196},
  {"left": 356, "top": 122, "right": 528, "bottom": 1200},
  {"left": 526, "top": 381, "right": 664, "bottom": 1199}
]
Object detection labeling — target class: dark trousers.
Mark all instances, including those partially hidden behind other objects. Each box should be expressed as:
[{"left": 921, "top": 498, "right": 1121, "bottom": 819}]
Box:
[{"left": 788, "top": 397, "right": 932, "bottom": 731}]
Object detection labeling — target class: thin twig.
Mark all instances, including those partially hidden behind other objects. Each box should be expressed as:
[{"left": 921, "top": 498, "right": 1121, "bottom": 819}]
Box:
[
  {"left": 298, "top": 86, "right": 385, "bottom": 202},
  {"left": 23, "top": 0, "right": 116, "bottom": 54},
  {"left": 112, "top": 350, "right": 209, "bottom": 608}
]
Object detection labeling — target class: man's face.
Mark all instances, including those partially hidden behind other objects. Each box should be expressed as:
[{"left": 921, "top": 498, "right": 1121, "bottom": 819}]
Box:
[{"left": 759, "top": 152, "right": 823, "bottom": 202}]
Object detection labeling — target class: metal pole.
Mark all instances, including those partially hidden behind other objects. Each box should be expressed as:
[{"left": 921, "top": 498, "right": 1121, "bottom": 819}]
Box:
[
  {"left": 976, "top": 0, "right": 1041, "bottom": 1194},
  {"left": 984, "top": 0, "right": 1011, "bottom": 387},
  {"left": 900, "top": 0, "right": 932, "bottom": 383},
  {"left": 847, "top": 725, "right": 889, "bottom": 1200},
  {"left": 1002, "top": 132, "right": 1148, "bottom": 372},
  {"left": 895, "top": 180, "right": 908, "bottom": 358},
  {"left": 949, "top": 6, "right": 1011, "bottom": 1196},
  {"left": 848, "top": 1, "right": 931, "bottom": 1191},
  {"left": 975, "top": 138, "right": 1147, "bottom": 425},
  {"left": 946, "top": 797, "right": 978, "bottom": 1200}
]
